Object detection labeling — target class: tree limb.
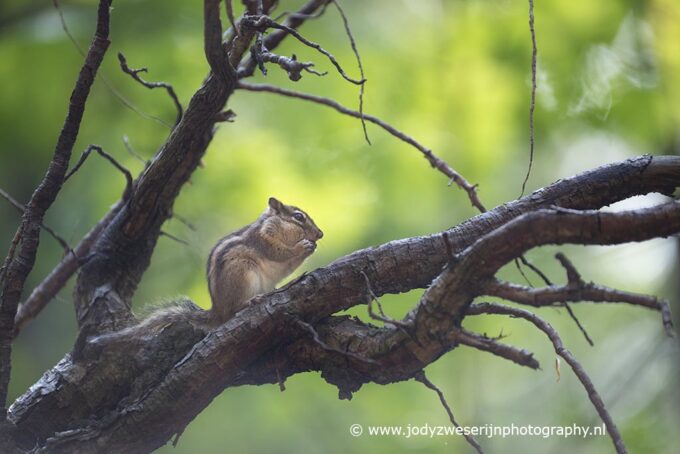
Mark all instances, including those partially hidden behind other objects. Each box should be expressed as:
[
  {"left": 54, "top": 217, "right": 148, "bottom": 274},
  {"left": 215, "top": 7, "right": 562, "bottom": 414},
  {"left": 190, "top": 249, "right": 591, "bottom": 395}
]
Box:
[{"left": 0, "top": 0, "right": 113, "bottom": 411}]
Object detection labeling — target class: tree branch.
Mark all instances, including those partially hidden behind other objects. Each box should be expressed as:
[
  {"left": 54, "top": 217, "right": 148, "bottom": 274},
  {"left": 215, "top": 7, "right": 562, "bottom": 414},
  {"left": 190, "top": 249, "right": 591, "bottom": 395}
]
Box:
[
  {"left": 8, "top": 163, "right": 677, "bottom": 451},
  {"left": 237, "top": 82, "right": 486, "bottom": 211},
  {"left": 467, "top": 302, "right": 627, "bottom": 454},
  {"left": 0, "top": 0, "right": 113, "bottom": 411},
  {"left": 117, "top": 53, "right": 184, "bottom": 126}
]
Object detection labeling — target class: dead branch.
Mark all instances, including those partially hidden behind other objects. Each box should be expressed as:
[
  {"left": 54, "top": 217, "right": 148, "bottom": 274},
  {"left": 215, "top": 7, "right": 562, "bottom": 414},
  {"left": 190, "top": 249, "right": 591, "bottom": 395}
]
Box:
[
  {"left": 414, "top": 371, "right": 484, "bottom": 453},
  {"left": 467, "top": 302, "right": 627, "bottom": 454},
  {"left": 238, "top": 0, "right": 330, "bottom": 77},
  {"left": 0, "top": 188, "right": 72, "bottom": 254},
  {"left": 13, "top": 202, "right": 123, "bottom": 336},
  {"left": 454, "top": 328, "right": 540, "bottom": 369},
  {"left": 0, "top": 0, "right": 113, "bottom": 410},
  {"left": 65, "top": 145, "right": 133, "bottom": 200},
  {"left": 241, "top": 14, "right": 364, "bottom": 85},
  {"left": 5, "top": 157, "right": 679, "bottom": 451},
  {"left": 255, "top": 49, "right": 326, "bottom": 80},
  {"left": 520, "top": 0, "right": 538, "bottom": 196},
  {"left": 486, "top": 275, "right": 675, "bottom": 337},
  {"left": 331, "top": 0, "right": 369, "bottom": 143},
  {"left": 117, "top": 53, "right": 184, "bottom": 126},
  {"left": 237, "top": 82, "right": 486, "bottom": 211}
]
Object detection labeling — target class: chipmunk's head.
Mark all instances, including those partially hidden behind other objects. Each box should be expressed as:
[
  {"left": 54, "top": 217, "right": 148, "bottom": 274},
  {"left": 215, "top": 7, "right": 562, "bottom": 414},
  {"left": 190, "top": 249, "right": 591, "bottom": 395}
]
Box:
[{"left": 266, "top": 197, "right": 323, "bottom": 243}]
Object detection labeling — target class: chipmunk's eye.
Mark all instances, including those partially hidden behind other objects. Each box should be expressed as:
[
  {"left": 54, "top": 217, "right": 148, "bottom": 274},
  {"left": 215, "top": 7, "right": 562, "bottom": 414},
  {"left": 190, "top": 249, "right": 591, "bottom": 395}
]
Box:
[{"left": 293, "top": 212, "right": 306, "bottom": 223}]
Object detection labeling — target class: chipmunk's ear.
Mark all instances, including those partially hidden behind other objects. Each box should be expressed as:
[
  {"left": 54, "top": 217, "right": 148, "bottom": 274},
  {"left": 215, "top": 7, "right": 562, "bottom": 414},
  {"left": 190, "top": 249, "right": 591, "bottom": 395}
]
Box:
[{"left": 268, "top": 197, "right": 284, "bottom": 213}]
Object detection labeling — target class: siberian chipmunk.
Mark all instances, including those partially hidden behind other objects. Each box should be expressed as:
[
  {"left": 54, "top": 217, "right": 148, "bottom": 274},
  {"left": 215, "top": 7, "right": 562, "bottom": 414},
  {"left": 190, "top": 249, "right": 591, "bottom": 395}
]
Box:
[
  {"left": 206, "top": 197, "right": 323, "bottom": 322},
  {"left": 115, "top": 197, "right": 323, "bottom": 337}
]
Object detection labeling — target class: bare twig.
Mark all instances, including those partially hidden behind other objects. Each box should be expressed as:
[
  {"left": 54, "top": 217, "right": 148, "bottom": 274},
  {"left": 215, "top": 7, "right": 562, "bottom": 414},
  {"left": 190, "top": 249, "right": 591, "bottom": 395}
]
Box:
[
  {"left": 170, "top": 212, "right": 197, "bottom": 231},
  {"left": 553, "top": 253, "right": 594, "bottom": 345},
  {"left": 414, "top": 371, "right": 484, "bottom": 454},
  {"left": 237, "top": 82, "right": 486, "bottom": 211},
  {"left": 122, "top": 135, "right": 149, "bottom": 167},
  {"left": 255, "top": 49, "right": 327, "bottom": 81},
  {"left": 360, "top": 271, "right": 409, "bottom": 328},
  {"left": 224, "top": 0, "right": 239, "bottom": 36},
  {"left": 486, "top": 278, "right": 675, "bottom": 337},
  {"left": 14, "top": 202, "right": 123, "bottom": 336},
  {"left": 516, "top": 254, "right": 593, "bottom": 345},
  {"left": 117, "top": 53, "right": 184, "bottom": 126},
  {"left": 455, "top": 328, "right": 540, "bottom": 369},
  {"left": 160, "top": 231, "right": 190, "bottom": 246},
  {"left": 0, "top": 188, "right": 72, "bottom": 254},
  {"left": 331, "top": 0, "right": 369, "bottom": 144},
  {"left": 468, "top": 302, "right": 627, "bottom": 454},
  {"left": 65, "top": 145, "right": 133, "bottom": 200},
  {"left": 273, "top": 1, "right": 330, "bottom": 22},
  {"left": 52, "top": 0, "right": 173, "bottom": 129},
  {"left": 519, "top": 255, "right": 552, "bottom": 286},
  {"left": 296, "top": 319, "right": 377, "bottom": 364},
  {"left": 238, "top": 0, "right": 331, "bottom": 78},
  {"left": 520, "top": 0, "right": 538, "bottom": 196},
  {"left": 241, "top": 15, "right": 364, "bottom": 85}
]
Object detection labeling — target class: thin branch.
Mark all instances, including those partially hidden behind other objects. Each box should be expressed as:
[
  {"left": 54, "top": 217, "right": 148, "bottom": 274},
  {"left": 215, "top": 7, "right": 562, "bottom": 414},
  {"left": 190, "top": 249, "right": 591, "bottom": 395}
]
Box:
[
  {"left": 455, "top": 328, "right": 540, "bottom": 369},
  {"left": 52, "top": 0, "right": 173, "bottom": 129},
  {"left": 237, "top": 82, "right": 486, "bottom": 211},
  {"left": 224, "top": 0, "right": 239, "bottom": 36},
  {"left": 13, "top": 202, "right": 123, "bottom": 336},
  {"left": 273, "top": 1, "right": 330, "bottom": 22},
  {"left": 520, "top": 0, "right": 538, "bottom": 196},
  {"left": 468, "top": 302, "right": 627, "bottom": 454},
  {"left": 238, "top": 0, "right": 331, "bottom": 78},
  {"left": 296, "top": 319, "right": 377, "bottom": 364},
  {"left": 0, "top": 188, "right": 73, "bottom": 254},
  {"left": 122, "top": 135, "right": 149, "bottom": 167},
  {"left": 487, "top": 274, "right": 675, "bottom": 338},
  {"left": 117, "top": 53, "right": 184, "bottom": 126},
  {"left": 361, "top": 271, "right": 409, "bottom": 328},
  {"left": 414, "top": 371, "right": 484, "bottom": 454},
  {"left": 331, "top": 0, "right": 369, "bottom": 144},
  {"left": 553, "top": 252, "right": 594, "bottom": 345},
  {"left": 519, "top": 255, "right": 552, "bottom": 285},
  {"left": 170, "top": 212, "right": 197, "bottom": 232},
  {"left": 255, "top": 49, "right": 327, "bottom": 81},
  {"left": 160, "top": 231, "right": 190, "bottom": 246},
  {"left": 241, "top": 14, "right": 364, "bottom": 85},
  {"left": 65, "top": 145, "right": 133, "bottom": 200}
]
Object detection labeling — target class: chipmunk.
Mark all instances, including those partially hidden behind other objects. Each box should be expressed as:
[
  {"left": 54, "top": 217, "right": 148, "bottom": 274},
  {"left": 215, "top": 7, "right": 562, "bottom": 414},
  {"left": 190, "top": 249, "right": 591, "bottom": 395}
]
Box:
[
  {"left": 206, "top": 197, "right": 323, "bottom": 322},
  {"left": 125, "top": 197, "right": 323, "bottom": 334}
]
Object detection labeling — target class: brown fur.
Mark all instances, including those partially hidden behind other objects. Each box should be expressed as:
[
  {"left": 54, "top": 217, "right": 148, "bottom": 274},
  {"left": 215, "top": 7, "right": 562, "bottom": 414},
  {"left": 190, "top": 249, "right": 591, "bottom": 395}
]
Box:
[{"left": 207, "top": 197, "right": 323, "bottom": 322}]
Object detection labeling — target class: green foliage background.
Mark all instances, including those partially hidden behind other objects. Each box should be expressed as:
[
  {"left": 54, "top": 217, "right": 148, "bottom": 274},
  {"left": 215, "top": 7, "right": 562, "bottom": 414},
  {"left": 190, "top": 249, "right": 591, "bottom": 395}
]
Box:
[{"left": 1, "top": 0, "right": 678, "bottom": 452}]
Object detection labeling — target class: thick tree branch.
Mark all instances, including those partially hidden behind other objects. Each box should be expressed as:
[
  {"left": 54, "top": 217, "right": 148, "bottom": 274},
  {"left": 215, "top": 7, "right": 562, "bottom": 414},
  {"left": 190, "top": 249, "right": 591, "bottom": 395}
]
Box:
[
  {"left": 0, "top": 0, "right": 113, "bottom": 411},
  {"left": 8, "top": 163, "right": 677, "bottom": 452}
]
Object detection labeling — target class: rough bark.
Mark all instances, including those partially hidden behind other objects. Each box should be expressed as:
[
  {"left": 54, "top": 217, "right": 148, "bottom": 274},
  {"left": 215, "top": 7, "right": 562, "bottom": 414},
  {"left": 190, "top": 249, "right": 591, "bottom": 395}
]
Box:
[
  {"left": 1, "top": 155, "right": 678, "bottom": 453},
  {"left": 1, "top": 1, "right": 678, "bottom": 453}
]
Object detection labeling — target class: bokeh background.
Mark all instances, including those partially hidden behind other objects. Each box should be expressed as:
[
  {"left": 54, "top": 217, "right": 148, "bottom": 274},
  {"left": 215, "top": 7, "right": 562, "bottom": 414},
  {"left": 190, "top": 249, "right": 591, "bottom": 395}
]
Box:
[{"left": 1, "top": 0, "right": 679, "bottom": 452}]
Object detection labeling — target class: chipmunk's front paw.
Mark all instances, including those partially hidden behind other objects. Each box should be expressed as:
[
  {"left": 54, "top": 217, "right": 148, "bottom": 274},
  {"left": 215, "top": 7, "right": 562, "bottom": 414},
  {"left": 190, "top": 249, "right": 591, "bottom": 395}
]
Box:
[{"left": 299, "top": 239, "right": 317, "bottom": 255}]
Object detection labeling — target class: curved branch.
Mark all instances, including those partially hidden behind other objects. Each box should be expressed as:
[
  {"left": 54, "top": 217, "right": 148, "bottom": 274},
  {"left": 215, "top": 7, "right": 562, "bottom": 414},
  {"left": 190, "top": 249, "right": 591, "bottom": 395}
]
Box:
[
  {"left": 0, "top": 0, "right": 113, "bottom": 409},
  {"left": 467, "top": 302, "right": 627, "bottom": 454},
  {"left": 237, "top": 82, "right": 486, "bottom": 211}
]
